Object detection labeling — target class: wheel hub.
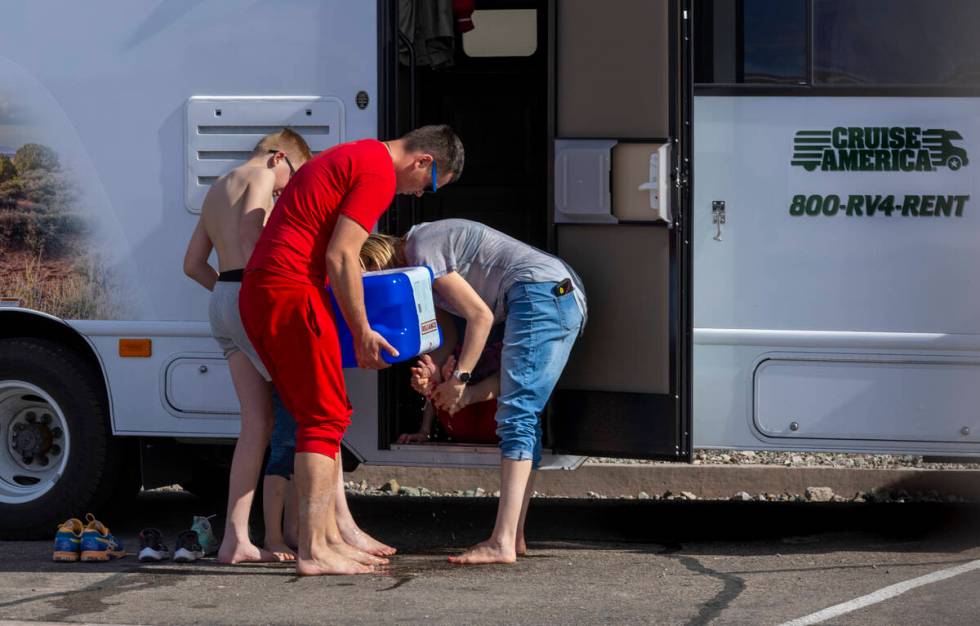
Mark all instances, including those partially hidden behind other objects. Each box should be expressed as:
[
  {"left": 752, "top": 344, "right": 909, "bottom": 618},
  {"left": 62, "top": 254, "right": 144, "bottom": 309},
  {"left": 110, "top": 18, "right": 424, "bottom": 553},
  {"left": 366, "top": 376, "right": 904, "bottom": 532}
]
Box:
[
  {"left": 13, "top": 420, "right": 53, "bottom": 462},
  {"left": 6, "top": 405, "right": 64, "bottom": 471}
]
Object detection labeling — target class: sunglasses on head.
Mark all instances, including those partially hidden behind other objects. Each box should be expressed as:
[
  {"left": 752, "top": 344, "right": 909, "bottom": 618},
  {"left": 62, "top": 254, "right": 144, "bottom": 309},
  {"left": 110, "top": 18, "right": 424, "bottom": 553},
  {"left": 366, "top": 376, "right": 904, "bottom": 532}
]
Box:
[
  {"left": 268, "top": 149, "right": 296, "bottom": 177},
  {"left": 428, "top": 160, "right": 438, "bottom": 193}
]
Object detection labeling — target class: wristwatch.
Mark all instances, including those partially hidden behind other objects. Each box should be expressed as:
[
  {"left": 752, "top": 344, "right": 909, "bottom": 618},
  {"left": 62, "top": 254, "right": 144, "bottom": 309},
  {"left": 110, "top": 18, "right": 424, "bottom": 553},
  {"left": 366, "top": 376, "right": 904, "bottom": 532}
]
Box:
[{"left": 452, "top": 369, "right": 472, "bottom": 384}]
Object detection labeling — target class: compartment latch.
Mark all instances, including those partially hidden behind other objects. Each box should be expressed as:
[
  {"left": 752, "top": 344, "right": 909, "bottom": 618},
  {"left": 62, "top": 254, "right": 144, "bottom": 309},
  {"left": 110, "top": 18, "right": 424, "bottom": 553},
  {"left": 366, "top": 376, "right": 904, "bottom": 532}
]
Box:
[{"left": 712, "top": 200, "right": 726, "bottom": 241}]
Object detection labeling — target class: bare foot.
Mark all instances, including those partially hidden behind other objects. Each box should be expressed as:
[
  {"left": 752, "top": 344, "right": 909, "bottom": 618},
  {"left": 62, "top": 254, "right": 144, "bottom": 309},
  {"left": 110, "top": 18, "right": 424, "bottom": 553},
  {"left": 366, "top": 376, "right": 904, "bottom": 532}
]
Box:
[
  {"left": 264, "top": 542, "right": 296, "bottom": 562},
  {"left": 340, "top": 524, "right": 397, "bottom": 557},
  {"left": 217, "top": 537, "right": 279, "bottom": 564},
  {"left": 331, "top": 540, "right": 389, "bottom": 566},
  {"left": 296, "top": 547, "right": 373, "bottom": 576},
  {"left": 448, "top": 539, "right": 517, "bottom": 565}
]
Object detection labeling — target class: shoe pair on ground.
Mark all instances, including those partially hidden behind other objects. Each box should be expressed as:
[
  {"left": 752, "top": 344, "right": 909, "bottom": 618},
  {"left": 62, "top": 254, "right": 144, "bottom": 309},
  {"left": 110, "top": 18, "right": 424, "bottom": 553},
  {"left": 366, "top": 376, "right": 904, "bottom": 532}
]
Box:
[
  {"left": 138, "top": 515, "right": 218, "bottom": 563},
  {"left": 53, "top": 513, "right": 125, "bottom": 562}
]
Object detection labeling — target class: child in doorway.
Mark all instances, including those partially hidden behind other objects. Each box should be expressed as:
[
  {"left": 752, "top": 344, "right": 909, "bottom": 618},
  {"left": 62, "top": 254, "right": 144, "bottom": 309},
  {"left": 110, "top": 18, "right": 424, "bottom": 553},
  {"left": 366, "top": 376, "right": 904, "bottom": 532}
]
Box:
[
  {"left": 398, "top": 316, "right": 503, "bottom": 445},
  {"left": 359, "top": 237, "right": 502, "bottom": 445}
]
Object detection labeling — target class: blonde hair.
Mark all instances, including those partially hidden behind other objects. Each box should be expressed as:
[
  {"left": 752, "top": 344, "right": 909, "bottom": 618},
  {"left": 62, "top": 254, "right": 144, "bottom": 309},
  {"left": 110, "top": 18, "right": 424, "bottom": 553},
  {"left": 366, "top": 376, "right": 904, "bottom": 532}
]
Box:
[
  {"left": 252, "top": 128, "right": 313, "bottom": 165},
  {"left": 360, "top": 233, "right": 406, "bottom": 272}
]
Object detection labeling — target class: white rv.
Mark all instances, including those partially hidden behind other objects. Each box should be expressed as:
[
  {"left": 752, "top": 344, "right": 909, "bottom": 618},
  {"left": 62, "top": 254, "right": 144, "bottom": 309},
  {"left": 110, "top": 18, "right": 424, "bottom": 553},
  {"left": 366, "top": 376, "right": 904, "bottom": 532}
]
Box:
[{"left": 1, "top": 0, "right": 978, "bottom": 537}]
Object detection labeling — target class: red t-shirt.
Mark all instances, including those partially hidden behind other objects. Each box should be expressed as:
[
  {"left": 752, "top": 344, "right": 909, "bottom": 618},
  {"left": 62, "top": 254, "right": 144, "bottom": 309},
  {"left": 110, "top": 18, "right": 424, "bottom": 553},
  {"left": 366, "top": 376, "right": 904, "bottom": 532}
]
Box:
[{"left": 246, "top": 139, "right": 395, "bottom": 285}]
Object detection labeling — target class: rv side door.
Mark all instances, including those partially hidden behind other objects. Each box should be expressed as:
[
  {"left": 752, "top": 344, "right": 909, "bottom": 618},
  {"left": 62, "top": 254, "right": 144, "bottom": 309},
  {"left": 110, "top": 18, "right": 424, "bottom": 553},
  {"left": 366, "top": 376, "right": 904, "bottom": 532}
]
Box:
[{"left": 549, "top": 0, "right": 693, "bottom": 461}]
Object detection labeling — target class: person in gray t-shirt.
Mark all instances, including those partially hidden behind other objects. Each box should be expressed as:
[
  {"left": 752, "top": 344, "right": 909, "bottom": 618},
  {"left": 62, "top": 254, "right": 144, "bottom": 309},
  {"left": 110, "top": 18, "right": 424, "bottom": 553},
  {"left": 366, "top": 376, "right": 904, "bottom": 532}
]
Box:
[
  {"left": 360, "top": 218, "right": 587, "bottom": 565},
  {"left": 403, "top": 219, "right": 587, "bottom": 326}
]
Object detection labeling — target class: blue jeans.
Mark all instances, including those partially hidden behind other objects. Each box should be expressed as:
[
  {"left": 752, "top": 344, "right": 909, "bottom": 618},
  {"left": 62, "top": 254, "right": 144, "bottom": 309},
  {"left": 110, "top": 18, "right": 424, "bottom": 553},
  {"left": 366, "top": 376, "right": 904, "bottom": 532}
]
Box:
[
  {"left": 496, "top": 282, "right": 584, "bottom": 468},
  {"left": 265, "top": 389, "right": 296, "bottom": 478}
]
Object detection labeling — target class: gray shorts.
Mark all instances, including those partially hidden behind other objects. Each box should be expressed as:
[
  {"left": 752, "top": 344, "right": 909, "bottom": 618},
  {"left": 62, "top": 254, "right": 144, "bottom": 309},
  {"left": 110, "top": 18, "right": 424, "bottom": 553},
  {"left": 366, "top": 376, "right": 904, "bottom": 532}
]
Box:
[{"left": 208, "top": 281, "right": 271, "bottom": 381}]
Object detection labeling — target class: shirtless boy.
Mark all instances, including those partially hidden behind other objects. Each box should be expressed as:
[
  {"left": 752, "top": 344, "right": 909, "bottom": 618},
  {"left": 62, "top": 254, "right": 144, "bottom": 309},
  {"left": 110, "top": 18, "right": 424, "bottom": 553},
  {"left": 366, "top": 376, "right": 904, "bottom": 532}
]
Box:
[
  {"left": 184, "top": 129, "right": 397, "bottom": 564},
  {"left": 239, "top": 125, "right": 464, "bottom": 575},
  {"left": 182, "top": 129, "right": 312, "bottom": 563}
]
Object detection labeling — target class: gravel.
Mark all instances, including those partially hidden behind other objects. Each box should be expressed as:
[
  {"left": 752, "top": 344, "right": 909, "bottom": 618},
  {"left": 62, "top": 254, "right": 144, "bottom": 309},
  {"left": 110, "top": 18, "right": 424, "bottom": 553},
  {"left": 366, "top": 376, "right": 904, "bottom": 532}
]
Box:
[
  {"left": 336, "top": 449, "right": 979, "bottom": 503},
  {"left": 340, "top": 481, "right": 973, "bottom": 504},
  {"left": 589, "top": 449, "right": 979, "bottom": 470}
]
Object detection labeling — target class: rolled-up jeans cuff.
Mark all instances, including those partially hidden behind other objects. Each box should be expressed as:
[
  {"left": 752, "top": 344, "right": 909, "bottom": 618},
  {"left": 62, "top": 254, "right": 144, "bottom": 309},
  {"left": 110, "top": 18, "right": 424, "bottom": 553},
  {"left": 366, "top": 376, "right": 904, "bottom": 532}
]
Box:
[
  {"left": 265, "top": 446, "right": 295, "bottom": 478},
  {"left": 500, "top": 448, "right": 535, "bottom": 463}
]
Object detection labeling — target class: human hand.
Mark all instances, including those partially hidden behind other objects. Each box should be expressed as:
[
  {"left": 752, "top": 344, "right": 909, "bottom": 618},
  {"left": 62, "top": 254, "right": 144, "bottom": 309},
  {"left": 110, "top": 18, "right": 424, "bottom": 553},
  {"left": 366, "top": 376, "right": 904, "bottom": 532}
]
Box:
[
  {"left": 410, "top": 354, "right": 440, "bottom": 396},
  {"left": 397, "top": 431, "right": 430, "bottom": 444},
  {"left": 432, "top": 377, "right": 467, "bottom": 415},
  {"left": 355, "top": 329, "right": 399, "bottom": 369}
]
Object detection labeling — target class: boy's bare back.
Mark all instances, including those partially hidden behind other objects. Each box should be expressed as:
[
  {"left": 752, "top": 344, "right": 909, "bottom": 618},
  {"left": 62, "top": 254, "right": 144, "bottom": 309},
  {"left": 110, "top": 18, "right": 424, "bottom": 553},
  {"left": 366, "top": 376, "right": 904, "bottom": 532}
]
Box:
[{"left": 201, "top": 164, "right": 276, "bottom": 272}]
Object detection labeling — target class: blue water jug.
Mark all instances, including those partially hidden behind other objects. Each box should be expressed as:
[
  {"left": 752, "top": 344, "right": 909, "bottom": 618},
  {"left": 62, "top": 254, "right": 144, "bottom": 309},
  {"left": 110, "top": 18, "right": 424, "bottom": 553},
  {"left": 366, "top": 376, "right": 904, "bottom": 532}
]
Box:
[{"left": 328, "top": 266, "right": 442, "bottom": 368}]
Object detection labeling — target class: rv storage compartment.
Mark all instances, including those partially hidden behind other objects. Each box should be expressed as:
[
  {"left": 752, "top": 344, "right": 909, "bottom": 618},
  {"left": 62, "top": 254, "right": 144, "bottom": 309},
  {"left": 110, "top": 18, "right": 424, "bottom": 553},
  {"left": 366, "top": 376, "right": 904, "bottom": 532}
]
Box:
[
  {"left": 557, "top": 0, "right": 669, "bottom": 138},
  {"left": 165, "top": 357, "right": 239, "bottom": 415},
  {"left": 329, "top": 267, "right": 441, "bottom": 367},
  {"left": 755, "top": 357, "right": 980, "bottom": 443},
  {"left": 557, "top": 225, "right": 670, "bottom": 393}
]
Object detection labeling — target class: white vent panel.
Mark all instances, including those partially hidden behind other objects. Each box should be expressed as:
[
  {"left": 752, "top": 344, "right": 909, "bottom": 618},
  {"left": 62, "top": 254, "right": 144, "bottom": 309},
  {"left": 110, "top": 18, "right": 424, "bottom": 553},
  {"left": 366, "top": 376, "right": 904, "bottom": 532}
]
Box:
[{"left": 185, "top": 96, "right": 345, "bottom": 212}]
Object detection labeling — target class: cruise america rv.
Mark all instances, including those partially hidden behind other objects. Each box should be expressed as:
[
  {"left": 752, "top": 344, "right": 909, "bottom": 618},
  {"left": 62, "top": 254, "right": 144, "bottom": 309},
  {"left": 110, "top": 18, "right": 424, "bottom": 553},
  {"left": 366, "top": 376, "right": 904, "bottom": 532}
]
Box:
[{"left": 1, "top": 0, "right": 978, "bottom": 537}]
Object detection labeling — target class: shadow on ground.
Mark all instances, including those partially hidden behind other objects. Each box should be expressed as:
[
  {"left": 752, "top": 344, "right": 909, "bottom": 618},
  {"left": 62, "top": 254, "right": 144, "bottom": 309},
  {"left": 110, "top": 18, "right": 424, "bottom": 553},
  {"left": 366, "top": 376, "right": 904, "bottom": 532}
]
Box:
[{"left": 1, "top": 491, "right": 979, "bottom": 573}]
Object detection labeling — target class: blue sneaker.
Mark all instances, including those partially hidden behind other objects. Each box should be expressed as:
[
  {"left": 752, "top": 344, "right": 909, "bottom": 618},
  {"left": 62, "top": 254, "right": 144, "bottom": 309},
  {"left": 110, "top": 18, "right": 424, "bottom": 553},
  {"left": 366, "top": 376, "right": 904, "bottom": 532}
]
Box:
[
  {"left": 52, "top": 518, "right": 84, "bottom": 562},
  {"left": 79, "top": 513, "right": 126, "bottom": 562}
]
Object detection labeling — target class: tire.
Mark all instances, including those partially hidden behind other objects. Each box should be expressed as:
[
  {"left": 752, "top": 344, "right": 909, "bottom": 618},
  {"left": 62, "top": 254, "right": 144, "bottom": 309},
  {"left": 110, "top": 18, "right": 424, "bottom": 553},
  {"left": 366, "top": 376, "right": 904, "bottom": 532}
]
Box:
[
  {"left": 948, "top": 156, "right": 962, "bottom": 171},
  {"left": 0, "top": 338, "right": 125, "bottom": 539}
]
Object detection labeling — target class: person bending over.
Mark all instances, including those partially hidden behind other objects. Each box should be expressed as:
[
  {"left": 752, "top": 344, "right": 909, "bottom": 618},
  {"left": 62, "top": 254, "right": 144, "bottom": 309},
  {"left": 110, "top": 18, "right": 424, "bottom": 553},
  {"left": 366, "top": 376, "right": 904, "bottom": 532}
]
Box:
[{"left": 359, "top": 219, "right": 587, "bottom": 564}]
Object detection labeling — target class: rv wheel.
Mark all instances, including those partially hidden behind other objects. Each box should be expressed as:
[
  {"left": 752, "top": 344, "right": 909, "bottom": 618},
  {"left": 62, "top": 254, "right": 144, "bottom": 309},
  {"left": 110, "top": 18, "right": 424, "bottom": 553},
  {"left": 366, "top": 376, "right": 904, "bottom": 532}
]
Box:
[
  {"left": 948, "top": 156, "right": 963, "bottom": 171},
  {"left": 0, "top": 338, "right": 123, "bottom": 539}
]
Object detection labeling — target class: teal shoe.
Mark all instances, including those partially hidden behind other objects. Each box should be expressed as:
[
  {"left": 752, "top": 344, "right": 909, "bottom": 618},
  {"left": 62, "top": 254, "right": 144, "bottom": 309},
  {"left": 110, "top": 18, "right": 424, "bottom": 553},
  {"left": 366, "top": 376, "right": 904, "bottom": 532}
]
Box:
[{"left": 190, "top": 515, "right": 218, "bottom": 556}]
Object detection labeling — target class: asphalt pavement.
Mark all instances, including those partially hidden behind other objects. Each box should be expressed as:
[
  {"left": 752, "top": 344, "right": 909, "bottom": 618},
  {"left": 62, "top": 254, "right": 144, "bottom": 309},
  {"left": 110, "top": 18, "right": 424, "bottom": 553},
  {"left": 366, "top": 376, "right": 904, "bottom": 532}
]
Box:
[{"left": 1, "top": 491, "right": 979, "bottom": 625}]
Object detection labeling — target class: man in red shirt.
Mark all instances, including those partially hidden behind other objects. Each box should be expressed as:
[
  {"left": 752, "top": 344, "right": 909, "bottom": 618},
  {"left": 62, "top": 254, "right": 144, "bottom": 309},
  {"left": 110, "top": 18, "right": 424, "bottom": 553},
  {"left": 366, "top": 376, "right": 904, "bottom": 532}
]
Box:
[{"left": 240, "top": 125, "right": 464, "bottom": 576}]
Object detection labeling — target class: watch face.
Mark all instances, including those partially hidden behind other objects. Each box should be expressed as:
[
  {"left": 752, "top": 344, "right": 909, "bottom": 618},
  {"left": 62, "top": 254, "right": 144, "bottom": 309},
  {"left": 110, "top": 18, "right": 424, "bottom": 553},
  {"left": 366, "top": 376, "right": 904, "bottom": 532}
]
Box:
[{"left": 456, "top": 370, "right": 472, "bottom": 383}]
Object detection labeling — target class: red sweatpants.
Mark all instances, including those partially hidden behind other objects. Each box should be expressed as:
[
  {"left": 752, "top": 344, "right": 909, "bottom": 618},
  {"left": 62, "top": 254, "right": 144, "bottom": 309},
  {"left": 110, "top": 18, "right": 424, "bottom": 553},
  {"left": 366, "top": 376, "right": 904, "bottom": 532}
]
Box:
[
  {"left": 239, "top": 270, "right": 351, "bottom": 458},
  {"left": 437, "top": 400, "right": 498, "bottom": 444}
]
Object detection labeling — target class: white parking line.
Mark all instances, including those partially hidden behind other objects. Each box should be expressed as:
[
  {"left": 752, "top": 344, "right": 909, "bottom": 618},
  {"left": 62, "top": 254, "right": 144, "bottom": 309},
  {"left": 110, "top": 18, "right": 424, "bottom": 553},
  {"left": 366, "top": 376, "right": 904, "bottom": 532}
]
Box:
[
  {"left": 779, "top": 558, "right": 980, "bottom": 626},
  {"left": 0, "top": 622, "right": 140, "bottom": 626}
]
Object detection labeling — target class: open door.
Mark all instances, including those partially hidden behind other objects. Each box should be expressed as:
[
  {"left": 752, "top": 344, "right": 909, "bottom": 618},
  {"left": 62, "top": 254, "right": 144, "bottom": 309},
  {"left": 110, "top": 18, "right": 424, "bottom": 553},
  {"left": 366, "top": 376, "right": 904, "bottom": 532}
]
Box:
[
  {"left": 367, "top": 0, "right": 690, "bottom": 468},
  {"left": 372, "top": 0, "right": 556, "bottom": 464},
  {"left": 548, "top": 0, "right": 693, "bottom": 461}
]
